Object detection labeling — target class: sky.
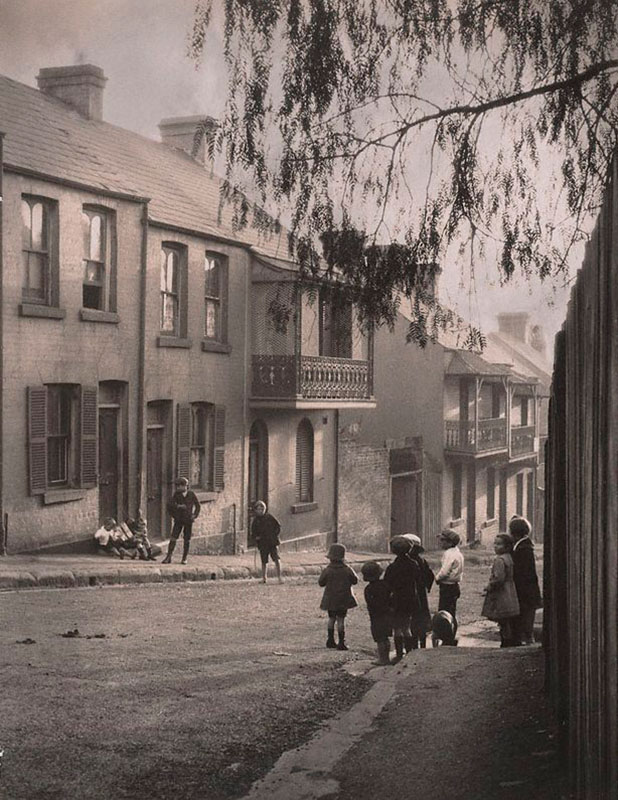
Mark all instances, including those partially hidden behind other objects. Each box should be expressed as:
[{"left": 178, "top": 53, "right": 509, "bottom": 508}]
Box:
[{"left": 0, "top": 0, "right": 577, "bottom": 347}]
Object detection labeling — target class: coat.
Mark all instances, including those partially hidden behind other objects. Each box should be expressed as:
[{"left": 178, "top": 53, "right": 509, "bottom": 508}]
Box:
[
  {"left": 512, "top": 537, "right": 543, "bottom": 608},
  {"left": 409, "top": 553, "right": 434, "bottom": 635},
  {"left": 481, "top": 553, "right": 520, "bottom": 621},
  {"left": 318, "top": 562, "right": 358, "bottom": 611},
  {"left": 251, "top": 513, "right": 281, "bottom": 550},
  {"left": 383, "top": 555, "right": 421, "bottom": 615}
]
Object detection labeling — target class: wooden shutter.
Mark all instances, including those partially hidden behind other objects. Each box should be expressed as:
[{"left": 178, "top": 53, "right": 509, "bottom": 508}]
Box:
[
  {"left": 213, "top": 405, "right": 226, "bottom": 491},
  {"left": 80, "top": 386, "right": 98, "bottom": 488},
  {"left": 295, "top": 419, "right": 314, "bottom": 502},
  {"left": 177, "top": 403, "right": 192, "bottom": 481},
  {"left": 27, "top": 386, "right": 48, "bottom": 495}
]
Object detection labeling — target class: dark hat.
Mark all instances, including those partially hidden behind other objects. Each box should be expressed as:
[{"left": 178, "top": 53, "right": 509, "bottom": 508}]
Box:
[
  {"left": 361, "top": 561, "right": 382, "bottom": 580},
  {"left": 327, "top": 543, "right": 346, "bottom": 561},
  {"left": 175, "top": 477, "right": 189, "bottom": 486},
  {"left": 390, "top": 536, "right": 411, "bottom": 555}
]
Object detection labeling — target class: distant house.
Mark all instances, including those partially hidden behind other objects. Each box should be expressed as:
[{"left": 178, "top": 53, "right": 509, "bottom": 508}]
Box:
[
  {"left": 338, "top": 302, "right": 549, "bottom": 551},
  {"left": 0, "top": 64, "right": 375, "bottom": 553}
]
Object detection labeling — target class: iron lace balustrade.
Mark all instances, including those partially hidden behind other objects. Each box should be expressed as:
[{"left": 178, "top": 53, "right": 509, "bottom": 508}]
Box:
[
  {"left": 252, "top": 354, "right": 371, "bottom": 400},
  {"left": 511, "top": 425, "right": 536, "bottom": 456},
  {"left": 445, "top": 417, "right": 507, "bottom": 453}
]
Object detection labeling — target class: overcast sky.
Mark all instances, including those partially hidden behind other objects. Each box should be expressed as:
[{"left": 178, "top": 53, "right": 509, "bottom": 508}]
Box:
[{"left": 0, "top": 0, "right": 575, "bottom": 348}]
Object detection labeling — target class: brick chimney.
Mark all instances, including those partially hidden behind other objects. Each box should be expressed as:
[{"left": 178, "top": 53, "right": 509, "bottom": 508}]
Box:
[
  {"left": 496, "top": 312, "right": 530, "bottom": 344},
  {"left": 158, "top": 115, "right": 217, "bottom": 167},
  {"left": 37, "top": 64, "right": 107, "bottom": 121}
]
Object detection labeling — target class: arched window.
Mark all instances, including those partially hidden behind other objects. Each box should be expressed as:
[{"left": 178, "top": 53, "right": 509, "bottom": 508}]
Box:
[{"left": 295, "top": 419, "right": 314, "bottom": 503}]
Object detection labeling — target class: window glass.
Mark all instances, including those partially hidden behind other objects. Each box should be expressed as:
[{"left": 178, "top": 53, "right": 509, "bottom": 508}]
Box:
[
  {"left": 204, "top": 253, "right": 225, "bottom": 340},
  {"left": 47, "top": 386, "right": 71, "bottom": 485},
  {"left": 190, "top": 403, "right": 213, "bottom": 489},
  {"left": 160, "top": 247, "right": 180, "bottom": 333},
  {"left": 22, "top": 197, "right": 52, "bottom": 303}
]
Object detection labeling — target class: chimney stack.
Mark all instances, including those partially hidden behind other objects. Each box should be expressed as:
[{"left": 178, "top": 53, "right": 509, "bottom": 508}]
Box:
[
  {"left": 37, "top": 64, "right": 107, "bottom": 121},
  {"left": 159, "top": 115, "right": 217, "bottom": 167},
  {"left": 496, "top": 312, "right": 531, "bottom": 344}
]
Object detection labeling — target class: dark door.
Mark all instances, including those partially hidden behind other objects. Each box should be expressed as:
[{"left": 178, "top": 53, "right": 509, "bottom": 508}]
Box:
[
  {"left": 390, "top": 475, "right": 418, "bottom": 536},
  {"left": 98, "top": 408, "right": 119, "bottom": 522},
  {"left": 147, "top": 427, "right": 164, "bottom": 539},
  {"left": 499, "top": 468, "right": 508, "bottom": 531},
  {"left": 466, "top": 463, "right": 476, "bottom": 543},
  {"left": 248, "top": 420, "right": 268, "bottom": 544}
]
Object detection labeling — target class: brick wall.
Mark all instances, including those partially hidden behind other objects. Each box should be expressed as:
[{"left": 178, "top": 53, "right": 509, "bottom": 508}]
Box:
[{"left": 337, "top": 439, "right": 390, "bottom": 552}]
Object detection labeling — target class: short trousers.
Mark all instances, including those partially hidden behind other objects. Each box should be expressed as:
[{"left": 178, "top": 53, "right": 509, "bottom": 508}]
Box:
[
  {"left": 327, "top": 609, "right": 348, "bottom": 619},
  {"left": 171, "top": 520, "right": 193, "bottom": 541},
  {"left": 258, "top": 545, "right": 280, "bottom": 565},
  {"left": 369, "top": 615, "right": 392, "bottom": 643}
]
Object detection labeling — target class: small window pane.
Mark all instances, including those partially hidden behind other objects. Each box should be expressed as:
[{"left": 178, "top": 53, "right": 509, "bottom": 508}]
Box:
[
  {"left": 205, "top": 257, "right": 220, "bottom": 296},
  {"left": 161, "top": 294, "right": 177, "bottom": 332},
  {"left": 89, "top": 214, "right": 102, "bottom": 261},
  {"left": 205, "top": 300, "right": 219, "bottom": 339},
  {"left": 84, "top": 261, "right": 103, "bottom": 284},
  {"left": 31, "top": 202, "right": 44, "bottom": 250},
  {"left": 190, "top": 449, "right": 204, "bottom": 488},
  {"left": 22, "top": 201, "right": 32, "bottom": 247},
  {"left": 48, "top": 437, "right": 68, "bottom": 484},
  {"left": 27, "top": 253, "right": 47, "bottom": 298}
]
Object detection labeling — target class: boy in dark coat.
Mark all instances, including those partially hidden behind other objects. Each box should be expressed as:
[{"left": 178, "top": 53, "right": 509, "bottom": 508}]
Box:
[
  {"left": 318, "top": 543, "right": 358, "bottom": 651},
  {"left": 251, "top": 500, "right": 282, "bottom": 583},
  {"left": 361, "top": 560, "right": 393, "bottom": 665},
  {"left": 383, "top": 536, "right": 421, "bottom": 662},
  {"left": 403, "top": 533, "right": 434, "bottom": 648},
  {"left": 163, "top": 477, "right": 201, "bottom": 565},
  {"left": 509, "top": 516, "right": 542, "bottom": 645}
]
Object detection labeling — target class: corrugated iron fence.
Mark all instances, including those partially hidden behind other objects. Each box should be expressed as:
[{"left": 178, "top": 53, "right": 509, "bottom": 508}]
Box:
[{"left": 545, "top": 159, "right": 618, "bottom": 798}]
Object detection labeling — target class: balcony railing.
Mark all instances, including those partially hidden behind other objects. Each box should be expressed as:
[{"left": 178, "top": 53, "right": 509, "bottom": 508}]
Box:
[
  {"left": 252, "top": 354, "right": 372, "bottom": 401},
  {"left": 511, "top": 425, "right": 536, "bottom": 456},
  {"left": 445, "top": 418, "right": 507, "bottom": 453}
]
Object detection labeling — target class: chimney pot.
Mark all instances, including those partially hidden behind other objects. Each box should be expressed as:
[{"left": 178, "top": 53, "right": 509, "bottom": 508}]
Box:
[{"left": 37, "top": 64, "right": 107, "bottom": 121}]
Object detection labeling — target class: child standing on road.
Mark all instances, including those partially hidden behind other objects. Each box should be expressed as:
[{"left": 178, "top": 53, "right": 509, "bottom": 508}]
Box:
[
  {"left": 435, "top": 529, "right": 464, "bottom": 628},
  {"left": 318, "top": 544, "right": 358, "bottom": 651},
  {"left": 402, "top": 533, "right": 434, "bottom": 649},
  {"left": 361, "top": 560, "right": 393, "bottom": 665},
  {"left": 163, "top": 477, "right": 201, "bottom": 565},
  {"left": 251, "top": 500, "right": 283, "bottom": 583},
  {"left": 481, "top": 533, "right": 520, "bottom": 647},
  {"left": 383, "top": 536, "right": 421, "bottom": 662},
  {"left": 509, "top": 516, "right": 543, "bottom": 645}
]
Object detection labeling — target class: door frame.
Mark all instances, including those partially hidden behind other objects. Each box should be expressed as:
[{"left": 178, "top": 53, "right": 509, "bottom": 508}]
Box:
[{"left": 98, "top": 402, "right": 121, "bottom": 523}]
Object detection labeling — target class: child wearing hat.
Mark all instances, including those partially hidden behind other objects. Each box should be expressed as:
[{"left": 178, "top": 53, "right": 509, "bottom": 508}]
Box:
[
  {"left": 509, "top": 516, "right": 542, "bottom": 645},
  {"left": 383, "top": 536, "right": 421, "bottom": 662},
  {"left": 318, "top": 543, "right": 358, "bottom": 651},
  {"left": 435, "top": 528, "right": 464, "bottom": 628},
  {"left": 163, "top": 477, "right": 201, "bottom": 565},
  {"left": 361, "top": 560, "right": 393, "bottom": 665},
  {"left": 402, "top": 533, "right": 434, "bottom": 649},
  {"left": 251, "top": 500, "right": 283, "bottom": 583}
]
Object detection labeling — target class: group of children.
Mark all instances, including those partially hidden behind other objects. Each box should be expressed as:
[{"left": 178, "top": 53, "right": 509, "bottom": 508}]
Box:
[
  {"left": 94, "top": 512, "right": 159, "bottom": 561},
  {"left": 318, "top": 516, "right": 541, "bottom": 663}
]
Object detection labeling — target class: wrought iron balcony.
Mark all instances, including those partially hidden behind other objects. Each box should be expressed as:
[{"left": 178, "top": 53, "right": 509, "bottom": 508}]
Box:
[
  {"left": 251, "top": 354, "right": 374, "bottom": 405},
  {"left": 445, "top": 418, "right": 507, "bottom": 453},
  {"left": 510, "top": 425, "right": 536, "bottom": 457}
]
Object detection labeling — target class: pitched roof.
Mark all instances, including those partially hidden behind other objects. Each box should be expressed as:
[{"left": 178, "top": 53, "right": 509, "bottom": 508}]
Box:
[
  {"left": 0, "top": 73, "right": 291, "bottom": 260},
  {"left": 445, "top": 349, "right": 512, "bottom": 377},
  {"left": 483, "top": 331, "right": 552, "bottom": 394}
]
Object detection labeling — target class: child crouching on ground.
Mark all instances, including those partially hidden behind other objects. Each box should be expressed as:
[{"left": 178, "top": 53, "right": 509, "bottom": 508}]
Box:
[
  {"left": 481, "top": 533, "right": 520, "bottom": 647},
  {"left": 128, "top": 510, "right": 158, "bottom": 561},
  {"left": 361, "top": 560, "right": 393, "bottom": 665},
  {"left": 431, "top": 610, "right": 458, "bottom": 646},
  {"left": 318, "top": 544, "right": 358, "bottom": 651}
]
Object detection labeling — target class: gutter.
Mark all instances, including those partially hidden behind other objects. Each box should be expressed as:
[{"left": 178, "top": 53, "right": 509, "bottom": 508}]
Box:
[{"left": 136, "top": 201, "right": 149, "bottom": 512}]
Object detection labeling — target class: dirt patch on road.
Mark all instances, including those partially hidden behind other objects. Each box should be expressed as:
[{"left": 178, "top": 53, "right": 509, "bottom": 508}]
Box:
[{"left": 114, "top": 665, "right": 372, "bottom": 800}]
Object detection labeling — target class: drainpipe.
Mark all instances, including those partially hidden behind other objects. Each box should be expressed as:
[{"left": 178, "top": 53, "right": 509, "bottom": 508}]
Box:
[
  {"left": 0, "top": 132, "right": 5, "bottom": 554},
  {"left": 136, "top": 201, "right": 149, "bottom": 512},
  {"left": 334, "top": 408, "right": 339, "bottom": 543}
]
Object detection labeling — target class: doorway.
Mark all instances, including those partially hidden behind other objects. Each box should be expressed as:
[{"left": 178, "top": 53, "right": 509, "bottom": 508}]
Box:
[
  {"left": 248, "top": 420, "right": 269, "bottom": 544},
  {"left": 390, "top": 474, "right": 419, "bottom": 536},
  {"left": 98, "top": 407, "right": 119, "bottom": 522},
  {"left": 147, "top": 401, "right": 172, "bottom": 539}
]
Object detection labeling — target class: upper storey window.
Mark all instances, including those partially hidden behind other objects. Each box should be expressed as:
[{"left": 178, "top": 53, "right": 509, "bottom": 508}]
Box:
[
  {"left": 82, "top": 207, "right": 116, "bottom": 311},
  {"left": 21, "top": 196, "right": 58, "bottom": 305},
  {"left": 204, "top": 252, "right": 228, "bottom": 344}
]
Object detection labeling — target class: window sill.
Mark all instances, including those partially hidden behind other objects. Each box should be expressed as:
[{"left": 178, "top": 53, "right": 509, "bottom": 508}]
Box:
[
  {"left": 291, "top": 501, "right": 318, "bottom": 514},
  {"left": 481, "top": 517, "right": 497, "bottom": 529},
  {"left": 80, "top": 309, "right": 120, "bottom": 324},
  {"left": 19, "top": 303, "right": 66, "bottom": 320},
  {"left": 43, "top": 489, "right": 87, "bottom": 505},
  {"left": 201, "top": 340, "right": 232, "bottom": 354},
  {"left": 194, "top": 490, "right": 218, "bottom": 502},
  {"left": 449, "top": 518, "right": 465, "bottom": 528},
  {"left": 157, "top": 336, "right": 192, "bottom": 349}
]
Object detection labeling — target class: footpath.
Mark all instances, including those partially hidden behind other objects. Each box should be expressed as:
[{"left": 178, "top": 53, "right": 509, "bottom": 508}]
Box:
[{"left": 0, "top": 549, "right": 394, "bottom": 591}]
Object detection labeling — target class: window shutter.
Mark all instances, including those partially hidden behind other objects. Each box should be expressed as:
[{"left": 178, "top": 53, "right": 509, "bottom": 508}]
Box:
[
  {"left": 213, "top": 405, "right": 226, "bottom": 491},
  {"left": 295, "top": 420, "right": 314, "bottom": 502},
  {"left": 27, "top": 386, "right": 48, "bottom": 495},
  {"left": 80, "top": 386, "right": 98, "bottom": 488},
  {"left": 177, "top": 403, "right": 192, "bottom": 480}
]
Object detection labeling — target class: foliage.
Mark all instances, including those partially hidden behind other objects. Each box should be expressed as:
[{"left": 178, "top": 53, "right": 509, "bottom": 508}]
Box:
[{"left": 189, "top": 0, "right": 618, "bottom": 346}]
